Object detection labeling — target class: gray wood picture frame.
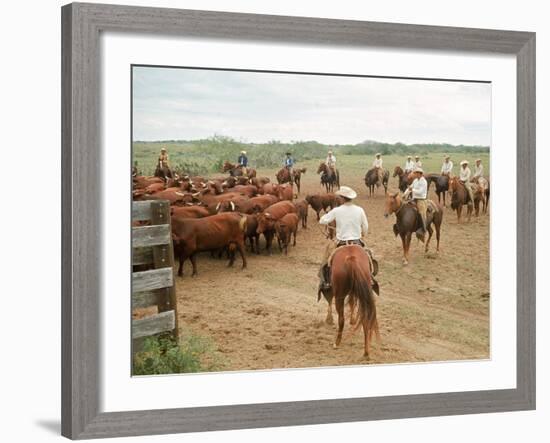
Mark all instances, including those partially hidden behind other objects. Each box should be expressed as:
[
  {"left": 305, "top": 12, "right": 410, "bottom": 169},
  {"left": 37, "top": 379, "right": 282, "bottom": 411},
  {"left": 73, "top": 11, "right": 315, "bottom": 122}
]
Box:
[{"left": 61, "top": 2, "right": 536, "bottom": 439}]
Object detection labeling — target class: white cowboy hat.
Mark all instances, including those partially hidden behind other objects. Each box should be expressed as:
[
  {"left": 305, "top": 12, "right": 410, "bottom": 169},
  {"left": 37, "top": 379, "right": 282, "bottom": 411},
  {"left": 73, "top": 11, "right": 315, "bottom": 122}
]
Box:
[
  {"left": 407, "top": 155, "right": 412, "bottom": 158},
  {"left": 375, "top": 153, "right": 381, "bottom": 156},
  {"left": 413, "top": 166, "right": 424, "bottom": 173},
  {"left": 444, "top": 155, "right": 450, "bottom": 159},
  {"left": 475, "top": 158, "right": 481, "bottom": 162},
  {"left": 460, "top": 160, "right": 469, "bottom": 165},
  {"left": 415, "top": 155, "right": 420, "bottom": 159},
  {"left": 241, "top": 150, "right": 246, "bottom": 154},
  {"left": 335, "top": 186, "right": 357, "bottom": 200},
  {"left": 161, "top": 148, "right": 167, "bottom": 152},
  {"left": 328, "top": 150, "right": 333, "bottom": 154}
]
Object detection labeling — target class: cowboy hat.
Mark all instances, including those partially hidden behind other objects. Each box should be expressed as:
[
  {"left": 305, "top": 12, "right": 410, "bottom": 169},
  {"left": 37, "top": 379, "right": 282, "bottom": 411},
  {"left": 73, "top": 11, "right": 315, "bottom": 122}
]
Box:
[
  {"left": 444, "top": 155, "right": 450, "bottom": 159},
  {"left": 413, "top": 166, "right": 424, "bottom": 173},
  {"left": 285, "top": 152, "right": 292, "bottom": 155},
  {"left": 335, "top": 186, "right": 357, "bottom": 200},
  {"left": 328, "top": 150, "right": 333, "bottom": 154},
  {"left": 407, "top": 155, "right": 412, "bottom": 158},
  {"left": 415, "top": 155, "right": 420, "bottom": 159},
  {"left": 161, "top": 148, "right": 167, "bottom": 152},
  {"left": 375, "top": 153, "right": 381, "bottom": 156},
  {"left": 475, "top": 158, "right": 481, "bottom": 162},
  {"left": 460, "top": 160, "right": 469, "bottom": 165},
  {"left": 240, "top": 150, "right": 246, "bottom": 154}
]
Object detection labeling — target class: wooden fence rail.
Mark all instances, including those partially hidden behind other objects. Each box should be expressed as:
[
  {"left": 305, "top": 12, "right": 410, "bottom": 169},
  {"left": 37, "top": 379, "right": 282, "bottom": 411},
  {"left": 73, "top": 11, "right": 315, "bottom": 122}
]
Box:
[{"left": 132, "top": 200, "right": 178, "bottom": 353}]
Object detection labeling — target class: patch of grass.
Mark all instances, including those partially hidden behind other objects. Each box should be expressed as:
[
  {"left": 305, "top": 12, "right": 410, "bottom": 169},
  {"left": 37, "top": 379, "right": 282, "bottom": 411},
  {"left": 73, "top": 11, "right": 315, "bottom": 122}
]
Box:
[{"left": 132, "top": 333, "right": 225, "bottom": 375}]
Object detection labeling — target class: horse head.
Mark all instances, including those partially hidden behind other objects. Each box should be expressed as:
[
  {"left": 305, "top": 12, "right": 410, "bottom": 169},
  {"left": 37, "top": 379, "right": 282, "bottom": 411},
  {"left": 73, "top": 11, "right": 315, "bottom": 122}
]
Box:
[
  {"left": 384, "top": 191, "right": 401, "bottom": 218},
  {"left": 393, "top": 166, "right": 403, "bottom": 177},
  {"left": 317, "top": 162, "right": 326, "bottom": 174}
]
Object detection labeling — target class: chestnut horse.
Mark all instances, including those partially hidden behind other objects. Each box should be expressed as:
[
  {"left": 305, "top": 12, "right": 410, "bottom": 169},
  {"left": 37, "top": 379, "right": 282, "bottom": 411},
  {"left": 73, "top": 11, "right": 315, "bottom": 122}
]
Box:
[
  {"left": 330, "top": 245, "right": 379, "bottom": 358},
  {"left": 392, "top": 166, "right": 412, "bottom": 192},
  {"left": 276, "top": 167, "right": 292, "bottom": 185},
  {"left": 384, "top": 192, "right": 443, "bottom": 265},
  {"left": 317, "top": 163, "right": 340, "bottom": 192},
  {"left": 364, "top": 167, "right": 389, "bottom": 196},
  {"left": 222, "top": 161, "right": 257, "bottom": 178},
  {"left": 449, "top": 177, "right": 484, "bottom": 222}
]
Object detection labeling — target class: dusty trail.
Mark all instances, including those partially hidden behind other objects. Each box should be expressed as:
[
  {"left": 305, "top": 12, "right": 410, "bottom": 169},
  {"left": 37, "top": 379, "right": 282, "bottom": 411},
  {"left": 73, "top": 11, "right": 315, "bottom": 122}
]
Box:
[{"left": 173, "top": 160, "right": 490, "bottom": 371}]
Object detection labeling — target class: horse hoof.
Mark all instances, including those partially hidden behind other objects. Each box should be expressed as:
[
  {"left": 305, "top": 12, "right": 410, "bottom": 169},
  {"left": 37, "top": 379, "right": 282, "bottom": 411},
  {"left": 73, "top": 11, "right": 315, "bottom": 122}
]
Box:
[
  {"left": 402, "top": 259, "right": 408, "bottom": 265},
  {"left": 326, "top": 317, "right": 334, "bottom": 325},
  {"left": 333, "top": 343, "right": 338, "bottom": 349}
]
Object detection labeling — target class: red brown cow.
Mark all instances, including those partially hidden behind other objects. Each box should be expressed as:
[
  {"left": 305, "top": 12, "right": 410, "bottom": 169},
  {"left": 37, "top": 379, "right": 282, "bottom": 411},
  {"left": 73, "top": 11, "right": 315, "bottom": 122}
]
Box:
[
  {"left": 231, "top": 185, "right": 258, "bottom": 197},
  {"left": 256, "top": 201, "right": 297, "bottom": 254},
  {"left": 277, "top": 183, "right": 296, "bottom": 201},
  {"left": 305, "top": 193, "right": 342, "bottom": 220},
  {"left": 243, "top": 214, "right": 260, "bottom": 254},
  {"left": 217, "top": 194, "right": 277, "bottom": 214},
  {"left": 275, "top": 213, "right": 299, "bottom": 255},
  {"left": 133, "top": 176, "right": 164, "bottom": 189},
  {"left": 171, "top": 212, "right": 247, "bottom": 277},
  {"left": 250, "top": 176, "right": 270, "bottom": 188},
  {"left": 170, "top": 205, "right": 210, "bottom": 219},
  {"left": 294, "top": 199, "right": 309, "bottom": 228},
  {"left": 260, "top": 183, "right": 280, "bottom": 196}
]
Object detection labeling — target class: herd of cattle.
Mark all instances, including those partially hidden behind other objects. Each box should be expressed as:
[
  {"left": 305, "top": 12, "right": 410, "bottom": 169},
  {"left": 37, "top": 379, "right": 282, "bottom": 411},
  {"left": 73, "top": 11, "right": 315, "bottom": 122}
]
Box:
[{"left": 133, "top": 169, "right": 344, "bottom": 277}]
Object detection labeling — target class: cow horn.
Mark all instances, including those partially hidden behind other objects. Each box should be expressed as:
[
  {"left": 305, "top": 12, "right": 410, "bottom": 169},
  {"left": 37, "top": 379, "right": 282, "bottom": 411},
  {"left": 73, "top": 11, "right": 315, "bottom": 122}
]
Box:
[
  {"left": 230, "top": 201, "right": 235, "bottom": 211},
  {"left": 215, "top": 202, "right": 221, "bottom": 212},
  {"left": 175, "top": 191, "right": 185, "bottom": 196},
  {"left": 192, "top": 192, "right": 200, "bottom": 197}
]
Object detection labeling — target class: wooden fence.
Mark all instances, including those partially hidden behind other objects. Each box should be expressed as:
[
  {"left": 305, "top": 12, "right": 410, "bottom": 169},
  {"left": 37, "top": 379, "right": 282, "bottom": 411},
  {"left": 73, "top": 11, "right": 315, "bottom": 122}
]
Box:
[{"left": 132, "top": 200, "right": 178, "bottom": 351}]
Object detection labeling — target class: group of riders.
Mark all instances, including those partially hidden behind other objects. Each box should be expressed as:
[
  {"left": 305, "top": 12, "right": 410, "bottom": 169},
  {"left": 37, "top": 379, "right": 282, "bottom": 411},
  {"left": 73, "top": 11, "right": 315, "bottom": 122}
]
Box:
[{"left": 141, "top": 146, "right": 485, "bottom": 295}]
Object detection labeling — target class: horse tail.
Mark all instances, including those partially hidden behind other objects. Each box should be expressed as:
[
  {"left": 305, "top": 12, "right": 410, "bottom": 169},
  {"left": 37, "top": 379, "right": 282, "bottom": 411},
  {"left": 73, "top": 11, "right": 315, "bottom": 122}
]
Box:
[{"left": 344, "top": 255, "right": 380, "bottom": 342}]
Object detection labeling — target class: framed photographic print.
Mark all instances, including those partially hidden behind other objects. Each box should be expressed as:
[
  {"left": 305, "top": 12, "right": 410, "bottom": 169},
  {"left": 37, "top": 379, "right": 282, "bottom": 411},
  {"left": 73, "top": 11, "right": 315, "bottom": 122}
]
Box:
[{"left": 61, "top": 2, "right": 535, "bottom": 439}]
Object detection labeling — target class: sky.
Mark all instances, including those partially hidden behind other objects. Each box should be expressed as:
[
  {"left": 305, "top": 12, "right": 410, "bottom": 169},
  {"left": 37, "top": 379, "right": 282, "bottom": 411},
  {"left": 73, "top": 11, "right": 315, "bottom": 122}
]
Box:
[{"left": 132, "top": 66, "right": 491, "bottom": 146}]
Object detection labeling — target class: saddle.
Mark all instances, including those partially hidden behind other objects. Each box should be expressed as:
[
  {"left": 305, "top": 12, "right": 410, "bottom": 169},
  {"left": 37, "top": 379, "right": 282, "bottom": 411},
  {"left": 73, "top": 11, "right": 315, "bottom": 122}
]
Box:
[{"left": 327, "top": 243, "right": 379, "bottom": 278}]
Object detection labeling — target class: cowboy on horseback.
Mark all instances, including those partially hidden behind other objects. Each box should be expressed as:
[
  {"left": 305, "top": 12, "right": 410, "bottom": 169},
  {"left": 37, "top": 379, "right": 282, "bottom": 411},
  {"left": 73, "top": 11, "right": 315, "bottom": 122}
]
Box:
[
  {"left": 473, "top": 158, "right": 484, "bottom": 179},
  {"left": 284, "top": 152, "right": 295, "bottom": 184},
  {"left": 317, "top": 186, "right": 378, "bottom": 292},
  {"left": 326, "top": 149, "right": 336, "bottom": 170},
  {"left": 459, "top": 160, "right": 475, "bottom": 207},
  {"left": 372, "top": 153, "right": 384, "bottom": 186},
  {"left": 403, "top": 166, "right": 428, "bottom": 241},
  {"left": 441, "top": 155, "right": 453, "bottom": 177},
  {"left": 414, "top": 155, "right": 422, "bottom": 169},
  {"left": 404, "top": 155, "right": 415, "bottom": 175},
  {"left": 156, "top": 147, "right": 173, "bottom": 179},
  {"left": 238, "top": 150, "right": 249, "bottom": 176}
]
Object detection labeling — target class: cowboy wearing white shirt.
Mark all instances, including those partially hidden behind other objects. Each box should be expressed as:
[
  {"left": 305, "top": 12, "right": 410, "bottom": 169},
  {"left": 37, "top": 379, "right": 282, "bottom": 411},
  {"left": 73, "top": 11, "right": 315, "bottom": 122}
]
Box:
[
  {"left": 325, "top": 150, "right": 336, "bottom": 170},
  {"left": 441, "top": 155, "right": 453, "bottom": 176},
  {"left": 460, "top": 160, "right": 475, "bottom": 205},
  {"left": 473, "top": 159, "right": 484, "bottom": 179},
  {"left": 414, "top": 155, "right": 422, "bottom": 169},
  {"left": 404, "top": 156, "right": 415, "bottom": 174},
  {"left": 372, "top": 153, "right": 384, "bottom": 184},
  {"left": 403, "top": 167, "right": 428, "bottom": 240},
  {"left": 318, "top": 186, "right": 375, "bottom": 291}
]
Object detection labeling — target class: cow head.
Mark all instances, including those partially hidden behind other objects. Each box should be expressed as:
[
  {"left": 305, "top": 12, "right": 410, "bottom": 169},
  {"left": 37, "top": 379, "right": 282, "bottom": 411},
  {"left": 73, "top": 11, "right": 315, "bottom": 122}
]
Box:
[{"left": 256, "top": 212, "right": 276, "bottom": 234}]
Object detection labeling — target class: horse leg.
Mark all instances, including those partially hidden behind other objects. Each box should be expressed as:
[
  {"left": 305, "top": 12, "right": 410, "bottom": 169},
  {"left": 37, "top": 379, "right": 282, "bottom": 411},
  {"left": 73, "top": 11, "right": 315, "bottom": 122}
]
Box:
[
  {"left": 400, "top": 234, "right": 409, "bottom": 265},
  {"left": 425, "top": 225, "right": 433, "bottom": 253},
  {"left": 405, "top": 233, "right": 412, "bottom": 264},
  {"left": 333, "top": 296, "right": 345, "bottom": 349},
  {"left": 457, "top": 206, "right": 462, "bottom": 223},
  {"left": 435, "top": 220, "right": 441, "bottom": 252}
]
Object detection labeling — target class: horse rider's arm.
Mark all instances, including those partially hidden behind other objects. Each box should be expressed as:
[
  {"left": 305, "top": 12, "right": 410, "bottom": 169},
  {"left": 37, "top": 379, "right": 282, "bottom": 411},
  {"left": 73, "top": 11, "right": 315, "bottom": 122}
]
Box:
[{"left": 319, "top": 208, "right": 337, "bottom": 225}]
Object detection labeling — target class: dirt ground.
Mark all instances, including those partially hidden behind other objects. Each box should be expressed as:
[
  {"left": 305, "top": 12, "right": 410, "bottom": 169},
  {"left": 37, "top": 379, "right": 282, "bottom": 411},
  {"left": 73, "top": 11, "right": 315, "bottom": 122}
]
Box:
[{"left": 173, "top": 157, "right": 490, "bottom": 371}]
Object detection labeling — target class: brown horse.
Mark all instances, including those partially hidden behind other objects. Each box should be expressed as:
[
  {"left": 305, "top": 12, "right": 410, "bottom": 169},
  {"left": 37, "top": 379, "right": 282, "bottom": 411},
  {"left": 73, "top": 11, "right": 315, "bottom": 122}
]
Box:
[
  {"left": 384, "top": 192, "right": 443, "bottom": 265},
  {"left": 472, "top": 177, "right": 490, "bottom": 214},
  {"left": 392, "top": 166, "right": 411, "bottom": 192},
  {"left": 329, "top": 245, "right": 379, "bottom": 358},
  {"left": 222, "top": 161, "right": 257, "bottom": 178},
  {"left": 449, "top": 177, "right": 483, "bottom": 222},
  {"left": 364, "top": 168, "right": 389, "bottom": 196},
  {"left": 276, "top": 167, "right": 293, "bottom": 185},
  {"left": 317, "top": 163, "right": 340, "bottom": 192},
  {"left": 428, "top": 174, "right": 450, "bottom": 207},
  {"left": 292, "top": 167, "right": 307, "bottom": 194}
]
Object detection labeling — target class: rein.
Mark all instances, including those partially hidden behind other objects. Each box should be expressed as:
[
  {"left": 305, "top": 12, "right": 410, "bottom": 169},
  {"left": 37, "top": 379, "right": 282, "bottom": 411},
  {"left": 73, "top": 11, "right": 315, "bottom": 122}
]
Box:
[{"left": 317, "top": 223, "right": 336, "bottom": 239}]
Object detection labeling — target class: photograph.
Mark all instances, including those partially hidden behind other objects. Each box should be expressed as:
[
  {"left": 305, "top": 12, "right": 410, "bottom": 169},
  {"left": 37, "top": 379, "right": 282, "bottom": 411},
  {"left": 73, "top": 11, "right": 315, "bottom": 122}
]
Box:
[{"left": 130, "top": 65, "right": 491, "bottom": 375}]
